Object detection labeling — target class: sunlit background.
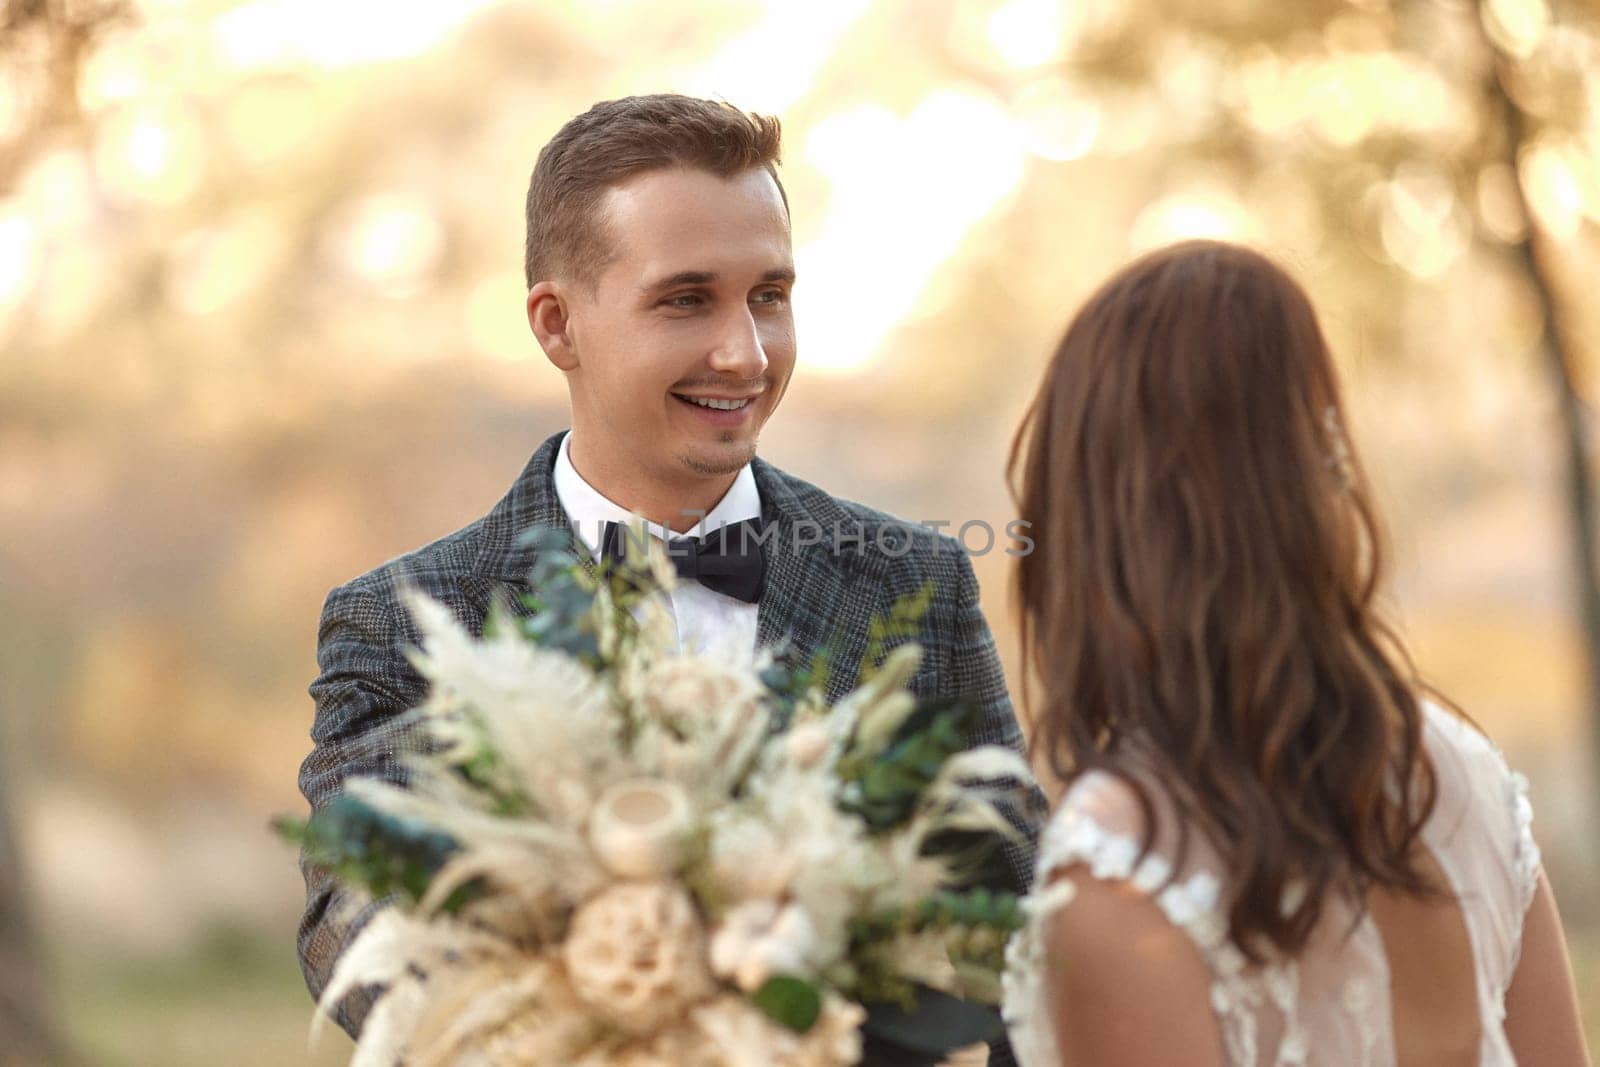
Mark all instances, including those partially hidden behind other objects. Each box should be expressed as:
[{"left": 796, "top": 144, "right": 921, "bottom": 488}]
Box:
[{"left": 3, "top": 0, "right": 1598, "bottom": 1062}]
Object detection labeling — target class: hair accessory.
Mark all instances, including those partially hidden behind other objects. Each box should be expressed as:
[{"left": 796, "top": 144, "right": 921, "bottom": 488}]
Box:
[{"left": 1324, "top": 405, "right": 1355, "bottom": 491}]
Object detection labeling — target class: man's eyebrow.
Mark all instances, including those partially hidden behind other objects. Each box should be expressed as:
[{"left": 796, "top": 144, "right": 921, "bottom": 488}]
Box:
[
  {"left": 641, "top": 270, "right": 716, "bottom": 295},
  {"left": 639, "top": 267, "right": 796, "bottom": 295}
]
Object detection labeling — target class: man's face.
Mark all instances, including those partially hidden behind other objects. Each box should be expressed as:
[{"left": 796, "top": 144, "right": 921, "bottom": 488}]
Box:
[{"left": 561, "top": 166, "right": 796, "bottom": 488}]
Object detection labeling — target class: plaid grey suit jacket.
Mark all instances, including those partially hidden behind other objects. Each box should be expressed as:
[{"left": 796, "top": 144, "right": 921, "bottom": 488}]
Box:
[{"left": 298, "top": 431, "right": 1037, "bottom": 1063}]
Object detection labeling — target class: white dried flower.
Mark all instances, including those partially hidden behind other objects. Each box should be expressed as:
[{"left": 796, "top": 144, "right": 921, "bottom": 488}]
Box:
[
  {"left": 837, "top": 644, "right": 922, "bottom": 755},
  {"left": 708, "top": 812, "right": 797, "bottom": 901},
  {"left": 639, "top": 655, "right": 764, "bottom": 735},
  {"left": 799, "top": 994, "right": 867, "bottom": 1067},
  {"left": 880, "top": 929, "right": 960, "bottom": 993},
  {"left": 750, "top": 774, "right": 889, "bottom": 964},
  {"left": 561, "top": 882, "right": 715, "bottom": 1033},
  {"left": 693, "top": 994, "right": 794, "bottom": 1067},
  {"left": 633, "top": 526, "right": 680, "bottom": 595},
  {"left": 710, "top": 900, "right": 820, "bottom": 993},
  {"left": 408, "top": 955, "right": 597, "bottom": 1067},
  {"left": 785, "top": 721, "right": 830, "bottom": 768},
  {"left": 400, "top": 590, "right": 616, "bottom": 828},
  {"left": 693, "top": 992, "right": 865, "bottom": 1067},
  {"left": 625, "top": 653, "right": 773, "bottom": 795},
  {"left": 568, "top": 1025, "right": 708, "bottom": 1067},
  {"left": 587, "top": 778, "right": 692, "bottom": 880}
]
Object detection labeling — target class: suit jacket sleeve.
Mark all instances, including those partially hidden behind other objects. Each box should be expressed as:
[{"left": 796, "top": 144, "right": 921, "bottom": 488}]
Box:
[
  {"left": 949, "top": 551, "right": 1024, "bottom": 756},
  {"left": 296, "top": 581, "right": 425, "bottom": 1040},
  {"left": 947, "top": 548, "right": 1040, "bottom": 882},
  {"left": 948, "top": 550, "right": 1040, "bottom": 1067}
]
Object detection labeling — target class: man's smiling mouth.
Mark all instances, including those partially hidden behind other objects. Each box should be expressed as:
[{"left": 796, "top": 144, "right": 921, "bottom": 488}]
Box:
[{"left": 673, "top": 394, "right": 755, "bottom": 411}]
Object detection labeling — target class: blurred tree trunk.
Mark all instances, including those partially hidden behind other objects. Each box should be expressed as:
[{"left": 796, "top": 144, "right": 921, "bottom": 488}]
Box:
[
  {"left": 1489, "top": 57, "right": 1600, "bottom": 791},
  {"left": 0, "top": 774, "right": 55, "bottom": 1066}
]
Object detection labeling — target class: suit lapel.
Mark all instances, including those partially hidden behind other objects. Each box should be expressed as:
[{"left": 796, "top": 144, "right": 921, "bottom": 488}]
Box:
[
  {"left": 755, "top": 508, "right": 794, "bottom": 652},
  {"left": 753, "top": 461, "right": 881, "bottom": 703},
  {"left": 474, "top": 431, "right": 590, "bottom": 589}
]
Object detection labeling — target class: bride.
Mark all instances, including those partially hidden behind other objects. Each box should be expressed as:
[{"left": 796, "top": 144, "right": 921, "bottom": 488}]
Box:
[{"left": 999, "top": 241, "right": 1590, "bottom": 1066}]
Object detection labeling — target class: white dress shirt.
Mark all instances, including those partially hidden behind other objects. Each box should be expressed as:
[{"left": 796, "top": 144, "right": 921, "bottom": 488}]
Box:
[{"left": 553, "top": 431, "right": 761, "bottom": 655}]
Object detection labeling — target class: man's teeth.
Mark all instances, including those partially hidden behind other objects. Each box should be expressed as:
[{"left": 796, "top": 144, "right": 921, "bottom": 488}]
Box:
[{"left": 682, "top": 396, "right": 750, "bottom": 411}]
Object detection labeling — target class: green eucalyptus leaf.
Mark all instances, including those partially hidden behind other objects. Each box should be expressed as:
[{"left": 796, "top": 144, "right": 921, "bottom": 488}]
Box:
[
  {"left": 857, "top": 582, "right": 934, "bottom": 686},
  {"left": 291, "top": 793, "right": 481, "bottom": 911},
  {"left": 838, "top": 697, "right": 978, "bottom": 831},
  {"left": 752, "top": 975, "right": 823, "bottom": 1033}
]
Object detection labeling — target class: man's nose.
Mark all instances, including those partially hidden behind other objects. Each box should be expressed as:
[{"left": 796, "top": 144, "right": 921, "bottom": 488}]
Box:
[{"left": 707, "top": 309, "right": 768, "bottom": 379}]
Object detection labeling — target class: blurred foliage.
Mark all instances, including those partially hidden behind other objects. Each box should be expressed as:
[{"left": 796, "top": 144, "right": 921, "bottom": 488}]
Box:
[
  {"left": 1, "top": 0, "right": 1597, "bottom": 1059},
  {"left": 1, "top": 0, "right": 134, "bottom": 190},
  {"left": 49, "top": 923, "right": 351, "bottom": 1066},
  {"left": 1017, "top": 0, "right": 1600, "bottom": 777}
]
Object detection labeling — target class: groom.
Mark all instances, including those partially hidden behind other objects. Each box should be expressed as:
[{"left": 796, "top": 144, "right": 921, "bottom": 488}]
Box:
[{"left": 297, "top": 94, "right": 1036, "bottom": 1064}]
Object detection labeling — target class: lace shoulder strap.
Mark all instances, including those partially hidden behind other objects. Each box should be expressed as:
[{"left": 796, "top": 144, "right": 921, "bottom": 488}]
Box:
[
  {"left": 1033, "top": 772, "right": 1238, "bottom": 968},
  {"left": 1017, "top": 772, "right": 1305, "bottom": 1065},
  {"left": 1422, "top": 703, "right": 1541, "bottom": 918}
]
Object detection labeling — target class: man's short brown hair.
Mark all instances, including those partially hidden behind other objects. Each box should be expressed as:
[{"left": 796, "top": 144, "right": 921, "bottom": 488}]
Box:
[{"left": 523, "top": 94, "right": 787, "bottom": 289}]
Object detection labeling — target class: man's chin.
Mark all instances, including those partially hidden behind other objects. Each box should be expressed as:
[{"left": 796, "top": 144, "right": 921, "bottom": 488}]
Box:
[{"left": 678, "top": 437, "right": 758, "bottom": 478}]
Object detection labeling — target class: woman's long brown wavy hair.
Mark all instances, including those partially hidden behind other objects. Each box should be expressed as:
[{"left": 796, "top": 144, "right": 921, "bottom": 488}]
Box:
[{"left": 1009, "top": 240, "right": 1440, "bottom": 961}]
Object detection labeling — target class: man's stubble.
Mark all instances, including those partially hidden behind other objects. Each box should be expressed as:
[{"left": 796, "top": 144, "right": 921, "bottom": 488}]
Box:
[{"left": 677, "top": 433, "right": 758, "bottom": 478}]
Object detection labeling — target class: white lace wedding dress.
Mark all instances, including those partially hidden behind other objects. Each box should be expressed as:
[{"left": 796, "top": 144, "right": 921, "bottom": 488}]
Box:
[{"left": 1001, "top": 701, "right": 1541, "bottom": 1066}]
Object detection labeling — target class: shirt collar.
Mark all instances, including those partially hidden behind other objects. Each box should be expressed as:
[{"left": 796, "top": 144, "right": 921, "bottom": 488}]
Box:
[{"left": 553, "top": 430, "right": 762, "bottom": 558}]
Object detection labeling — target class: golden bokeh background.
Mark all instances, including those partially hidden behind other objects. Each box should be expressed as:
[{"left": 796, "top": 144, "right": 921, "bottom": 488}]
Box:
[{"left": 2, "top": 0, "right": 1598, "bottom": 1062}]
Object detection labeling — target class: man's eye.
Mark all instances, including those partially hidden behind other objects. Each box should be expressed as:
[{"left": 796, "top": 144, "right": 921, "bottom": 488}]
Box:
[
  {"left": 665, "top": 294, "right": 703, "bottom": 308},
  {"left": 752, "top": 289, "right": 789, "bottom": 306}
]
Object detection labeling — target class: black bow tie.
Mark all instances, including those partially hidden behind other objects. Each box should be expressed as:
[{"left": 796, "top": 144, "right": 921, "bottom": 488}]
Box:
[{"left": 598, "top": 518, "right": 767, "bottom": 604}]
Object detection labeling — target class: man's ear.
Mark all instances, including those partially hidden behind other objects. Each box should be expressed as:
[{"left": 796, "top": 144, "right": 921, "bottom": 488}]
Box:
[{"left": 527, "top": 281, "right": 578, "bottom": 371}]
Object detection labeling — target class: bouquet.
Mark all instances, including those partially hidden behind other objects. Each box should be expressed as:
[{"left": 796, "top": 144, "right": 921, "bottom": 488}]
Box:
[{"left": 279, "top": 528, "right": 1033, "bottom": 1066}]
